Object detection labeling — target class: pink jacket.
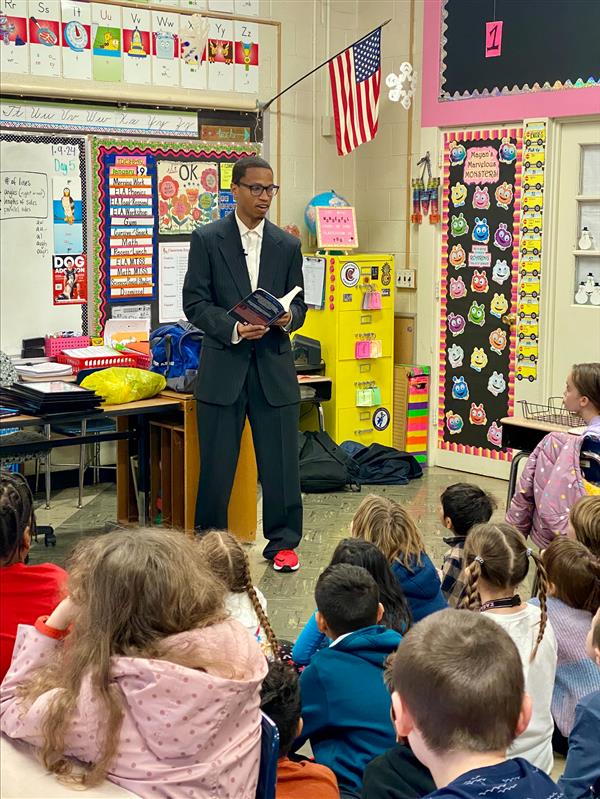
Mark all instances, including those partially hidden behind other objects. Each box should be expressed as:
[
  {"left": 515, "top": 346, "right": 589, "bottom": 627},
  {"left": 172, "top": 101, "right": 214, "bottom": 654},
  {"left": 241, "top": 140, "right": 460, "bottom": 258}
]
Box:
[
  {"left": 0, "top": 618, "right": 267, "bottom": 799},
  {"left": 506, "top": 431, "right": 588, "bottom": 549}
]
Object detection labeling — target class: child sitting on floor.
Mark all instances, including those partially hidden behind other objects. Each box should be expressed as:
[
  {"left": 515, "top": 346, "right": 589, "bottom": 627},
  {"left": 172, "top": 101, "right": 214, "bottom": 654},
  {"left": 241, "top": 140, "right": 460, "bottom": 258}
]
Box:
[
  {"left": 388, "top": 609, "right": 562, "bottom": 799},
  {"left": 439, "top": 483, "right": 496, "bottom": 606},
  {"left": 260, "top": 660, "right": 339, "bottom": 798},
  {"left": 197, "top": 529, "right": 279, "bottom": 659},
  {"left": 562, "top": 362, "right": 600, "bottom": 433},
  {"left": 567, "top": 495, "right": 600, "bottom": 557},
  {"left": 292, "top": 537, "right": 411, "bottom": 666},
  {"left": 294, "top": 563, "right": 401, "bottom": 798},
  {"left": 0, "top": 528, "right": 267, "bottom": 799},
  {"left": 535, "top": 537, "right": 600, "bottom": 753},
  {"left": 460, "top": 522, "right": 557, "bottom": 773},
  {"left": 558, "top": 608, "right": 600, "bottom": 799},
  {"left": 0, "top": 469, "right": 67, "bottom": 682},
  {"left": 352, "top": 494, "right": 447, "bottom": 623}
]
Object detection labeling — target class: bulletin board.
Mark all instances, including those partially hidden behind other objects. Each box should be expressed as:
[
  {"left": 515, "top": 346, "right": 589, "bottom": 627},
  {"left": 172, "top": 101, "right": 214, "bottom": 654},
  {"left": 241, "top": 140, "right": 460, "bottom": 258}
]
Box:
[
  {"left": 91, "top": 137, "right": 258, "bottom": 335},
  {"left": 0, "top": 132, "right": 88, "bottom": 355},
  {"left": 438, "top": 128, "right": 523, "bottom": 461}
]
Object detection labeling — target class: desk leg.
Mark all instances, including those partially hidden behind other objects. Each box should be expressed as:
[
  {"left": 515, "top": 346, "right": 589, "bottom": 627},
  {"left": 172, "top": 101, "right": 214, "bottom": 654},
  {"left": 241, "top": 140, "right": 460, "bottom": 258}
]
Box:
[
  {"left": 78, "top": 418, "right": 86, "bottom": 509},
  {"left": 317, "top": 402, "right": 325, "bottom": 433},
  {"left": 138, "top": 414, "right": 149, "bottom": 526},
  {"left": 44, "top": 423, "right": 51, "bottom": 509},
  {"left": 506, "top": 450, "right": 531, "bottom": 510}
]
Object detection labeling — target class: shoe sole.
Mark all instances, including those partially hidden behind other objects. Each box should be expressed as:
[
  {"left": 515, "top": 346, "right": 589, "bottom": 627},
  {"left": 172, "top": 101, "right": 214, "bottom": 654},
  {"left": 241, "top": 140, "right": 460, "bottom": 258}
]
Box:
[{"left": 272, "top": 562, "right": 300, "bottom": 572}]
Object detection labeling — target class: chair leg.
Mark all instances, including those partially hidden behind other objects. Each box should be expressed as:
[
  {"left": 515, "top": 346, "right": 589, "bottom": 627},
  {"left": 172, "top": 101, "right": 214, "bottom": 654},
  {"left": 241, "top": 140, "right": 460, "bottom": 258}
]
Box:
[
  {"left": 94, "top": 440, "right": 100, "bottom": 484},
  {"left": 78, "top": 419, "right": 87, "bottom": 509},
  {"left": 44, "top": 423, "right": 51, "bottom": 509}
]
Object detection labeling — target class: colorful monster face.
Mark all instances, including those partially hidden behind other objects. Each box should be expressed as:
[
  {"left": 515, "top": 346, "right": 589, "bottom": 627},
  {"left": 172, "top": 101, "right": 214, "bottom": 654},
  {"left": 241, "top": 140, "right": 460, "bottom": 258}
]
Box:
[
  {"left": 495, "top": 182, "right": 513, "bottom": 209},
  {"left": 492, "top": 259, "right": 511, "bottom": 285},
  {"left": 471, "top": 270, "right": 489, "bottom": 293},
  {"left": 451, "top": 213, "right": 469, "bottom": 237},
  {"left": 449, "top": 244, "right": 466, "bottom": 268},
  {"left": 494, "top": 223, "right": 513, "bottom": 251},
  {"left": 451, "top": 182, "right": 468, "bottom": 207},
  {"left": 468, "top": 300, "right": 485, "bottom": 327},
  {"left": 470, "top": 347, "right": 488, "bottom": 372},
  {"left": 469, "top": 403, "right": 487, "bottom": 426},
  {"left": 450, "top": 275, "right": 467, "bottom": 299},
  {"left": 452, "top": 375, "right": 469, "bottom": 400},
  {"left": 487, "top": 421, "right": 503, "bottom": 448},
  {"left": 490, "top": 293, "right": 509, "bottom": 318},
  {"left": 489, "top": 328, "right": 507, "bottom": 355},
  {"left": 446, "top": 410, "right": 464, "bottom": 435},
  {"left": 449, "top": 141, "right": 467, "bottom": 166},
  {"left": 448, "top": 312, "right": 466, "bottom": 336},
  {"left": 472, "top": 186, "right": 490, "bottom": 210},
  {"left": 448, "top": 344, "right": 464, "bottom": 368},
  {"left": 487, "top": 371, "right": 507, "bottom": 397},
  {"left": 499, "top": 138, "right": 517, "bottom": 165},
  {"left": 472, "top": 217, "right": 490, "bottom": 244}
]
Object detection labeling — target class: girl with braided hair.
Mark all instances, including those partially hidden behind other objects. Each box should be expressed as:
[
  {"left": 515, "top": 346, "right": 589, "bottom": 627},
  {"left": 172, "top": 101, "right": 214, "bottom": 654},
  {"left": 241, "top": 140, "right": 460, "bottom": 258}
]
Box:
[
  {"left": 197, "top": 530, "right": 280, "bottom": 659},
  {"left": 0, "top": 469, "right": 66, "bottom": 681},
  {"left": 459, "top": 522, "right": 557, "bottom": 774}
]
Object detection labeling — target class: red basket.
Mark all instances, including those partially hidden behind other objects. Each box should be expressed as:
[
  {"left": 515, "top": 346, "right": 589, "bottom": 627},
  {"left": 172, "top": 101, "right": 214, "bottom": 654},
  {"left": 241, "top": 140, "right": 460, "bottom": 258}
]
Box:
[
  {"left": 45, "top": 336, "right": 90, "bottom": 357},
  {"left": 56, "top": 352, "right": 136, "bottom": 374}
]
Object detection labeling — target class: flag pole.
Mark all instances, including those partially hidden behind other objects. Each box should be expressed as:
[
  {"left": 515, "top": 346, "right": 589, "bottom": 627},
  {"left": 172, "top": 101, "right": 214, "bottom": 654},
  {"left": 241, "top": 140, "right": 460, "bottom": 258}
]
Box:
[{"left": 257, "top": 18, "right": 391, "bottom": 115}]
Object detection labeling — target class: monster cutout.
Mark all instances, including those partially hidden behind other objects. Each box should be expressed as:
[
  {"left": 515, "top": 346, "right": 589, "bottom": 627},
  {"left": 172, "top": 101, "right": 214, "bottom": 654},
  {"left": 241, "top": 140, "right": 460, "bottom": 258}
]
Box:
[
  {"left": 449, "top": 141, "right": 467, "bottom": 166},
  {"left": 499, "top": 138, "right": 517, "bottom": 165},
  {"left": 446, "top": 410, "right": 464, "bottom": 435},
  {"left": 470, "top": 347, "right": 488, "bottom": 373},
  {"left": 495, "top": 182, "right": 513, "bottom": 210},
  {"left": 449, "top": 244, "right": 466, "bottom": 268},
  {"left": 487, "top": 421, "right": 503, "bottom": 448},
  {"left": 472, "top": 217, "right": 490, "bottom": 244},
  {"left": 469, "top": 403, "right": 487, "bottom": 426},
  {"left": 490, "top": 293, "right": 509, "bottom": 319},
  {"left": 451, "top": 213, "right": 469, "bottom": 237},
  {"left": 449, "top": 275, "right": 467, "bottom": 299},
  {"left": 448, "top": 312, "right": 466, "bottom": 337},
  {"left": 448, "top": 344, "right": 464, "bottom": 368},
  {"left": 489, "top": 328, "right": 507, "bottom": 355},
  {"left": 472, "top": 185, "right": 490, "bottom": 210},
  {"left": 468, "top": 301, "right": 486, "bottom": 327},
  {"left": 451, "top": 182, "right": 468, "bottom": 207},
  {"left": 471, "top": 270, "right": 489, "bottom": 294},
  {"left": 487, "top": 371, "right": 507, "bottom": 397},
  {"left": 494, "top": 223, "right": 513, "bottom": 251},
  {"left": 452, "top": 376, "right": 470, "bottom": 401},
  {"left": 492, "top": 259, "right": 511, "bottom": 285}
]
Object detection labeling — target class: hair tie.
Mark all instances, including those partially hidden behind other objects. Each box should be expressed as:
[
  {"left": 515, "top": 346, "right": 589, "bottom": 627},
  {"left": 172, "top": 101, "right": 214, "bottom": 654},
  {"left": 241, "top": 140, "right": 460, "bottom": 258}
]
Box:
[
  {"left": 474, "top": 555, "right": 485, "bottom": 565},
  {"left": 526, "top": 548, "right": 532, "bottom": 558}
]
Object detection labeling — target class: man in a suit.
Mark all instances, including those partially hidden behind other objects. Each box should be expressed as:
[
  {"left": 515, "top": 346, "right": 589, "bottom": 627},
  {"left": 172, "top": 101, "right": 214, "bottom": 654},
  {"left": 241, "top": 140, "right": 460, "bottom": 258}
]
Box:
[{"left": 183, "top": 156, "right": 307, "bottom": 572}]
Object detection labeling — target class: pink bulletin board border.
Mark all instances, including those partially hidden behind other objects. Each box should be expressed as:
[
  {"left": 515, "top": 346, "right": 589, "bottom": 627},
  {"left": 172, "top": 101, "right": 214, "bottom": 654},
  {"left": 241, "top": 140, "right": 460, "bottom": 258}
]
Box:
[
  {"left": 437, "top": 127, "right": 522, "bottom": 462},
  {"left": 422, "top": 0, "right": 600, "bottom": 128}
]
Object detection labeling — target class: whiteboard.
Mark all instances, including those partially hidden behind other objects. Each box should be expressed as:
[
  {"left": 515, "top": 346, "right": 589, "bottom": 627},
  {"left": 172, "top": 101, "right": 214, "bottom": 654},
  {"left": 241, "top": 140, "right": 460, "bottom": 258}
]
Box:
[{"left": 0, "top": 133, "right": 87, "bottom": 355}]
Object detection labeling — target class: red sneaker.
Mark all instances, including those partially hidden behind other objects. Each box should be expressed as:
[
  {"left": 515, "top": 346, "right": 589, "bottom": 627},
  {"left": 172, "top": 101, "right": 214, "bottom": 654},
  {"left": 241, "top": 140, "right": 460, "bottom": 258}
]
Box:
[{"left": 273, "top": 549, "right": 300, "bottom": 572}]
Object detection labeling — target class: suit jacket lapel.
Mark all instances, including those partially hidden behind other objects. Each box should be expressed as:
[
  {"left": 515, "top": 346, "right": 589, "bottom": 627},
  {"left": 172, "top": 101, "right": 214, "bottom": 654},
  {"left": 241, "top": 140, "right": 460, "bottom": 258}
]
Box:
[
  {"left": 218, "top": 212, "right": 252, "bottom": 298},
  {"left": 257, "top": 219, "right": 282, "bottom": 291}
]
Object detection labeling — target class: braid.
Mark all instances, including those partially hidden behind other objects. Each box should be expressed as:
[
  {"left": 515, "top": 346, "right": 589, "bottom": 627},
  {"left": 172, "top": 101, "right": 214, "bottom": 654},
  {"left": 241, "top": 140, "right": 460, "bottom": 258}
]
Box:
[
  {"left": 459, "top": 559, "right": 482, "bottom": 610},
  {"left": 240, "top": 554, "right": 280, "bottom": 658},
  {"left": 529, "top": 550, "right": 549, "bottom": 661},
  {"left": 0, "top": 470, "right": 34, "bottom": 562}
]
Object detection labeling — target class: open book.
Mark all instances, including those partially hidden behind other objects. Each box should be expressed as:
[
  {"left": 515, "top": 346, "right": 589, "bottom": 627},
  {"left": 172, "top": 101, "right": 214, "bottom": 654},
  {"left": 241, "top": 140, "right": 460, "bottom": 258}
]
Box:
[{"left": 228, "top": 286, "right": 302, "bottom": 326}]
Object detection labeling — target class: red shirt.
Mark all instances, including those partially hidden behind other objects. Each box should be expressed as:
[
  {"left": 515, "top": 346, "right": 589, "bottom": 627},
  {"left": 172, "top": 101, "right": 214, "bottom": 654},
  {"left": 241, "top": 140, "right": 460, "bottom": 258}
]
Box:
[
  {"left": 0, "top": 562, "right": 67, "bottom": 681},
  {"left": 276, "top": 757, "right": 339, "bottom": 799}
]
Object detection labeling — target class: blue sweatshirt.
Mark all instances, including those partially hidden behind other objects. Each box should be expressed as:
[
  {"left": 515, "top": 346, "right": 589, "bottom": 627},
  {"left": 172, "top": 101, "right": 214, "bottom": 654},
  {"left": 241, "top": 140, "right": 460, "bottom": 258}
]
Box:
[
  {"left": 295, "top": 624, "right": 401, "bottom": 794},
  {"left": 558, "top": 689, "right": 600, "bottom": 799},
  {"left": 291, "top": 611, "right": 328, "bottom": 666},
  {"left": 391, "top": 553, "right": 447, "bottom": 623}
]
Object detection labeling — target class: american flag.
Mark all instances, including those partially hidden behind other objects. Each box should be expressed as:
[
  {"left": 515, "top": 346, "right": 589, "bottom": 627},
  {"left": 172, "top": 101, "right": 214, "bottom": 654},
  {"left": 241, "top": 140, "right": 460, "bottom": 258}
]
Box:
[{"left": 328, "top": 28, "right": 381, "bottom": 157}]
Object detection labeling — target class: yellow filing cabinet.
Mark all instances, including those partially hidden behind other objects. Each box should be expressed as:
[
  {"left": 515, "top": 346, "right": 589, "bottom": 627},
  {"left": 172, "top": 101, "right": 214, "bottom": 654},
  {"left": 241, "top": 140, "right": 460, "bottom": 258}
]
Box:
[{"left": 299, "top": 254, "right": 395, "bottom": 445}]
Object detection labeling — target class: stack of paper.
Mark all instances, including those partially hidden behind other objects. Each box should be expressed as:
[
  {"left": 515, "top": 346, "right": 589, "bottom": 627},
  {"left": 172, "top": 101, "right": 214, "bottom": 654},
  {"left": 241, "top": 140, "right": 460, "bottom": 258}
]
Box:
[{"left": 16, "top": 362, "right": 73, "bottom": 382}]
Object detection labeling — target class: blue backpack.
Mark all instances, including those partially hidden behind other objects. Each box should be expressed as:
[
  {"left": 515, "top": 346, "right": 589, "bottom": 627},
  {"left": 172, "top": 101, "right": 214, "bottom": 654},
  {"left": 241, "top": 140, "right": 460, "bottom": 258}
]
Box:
[{"left": 150, "top": 321, "right": 203, "bottom": 393}]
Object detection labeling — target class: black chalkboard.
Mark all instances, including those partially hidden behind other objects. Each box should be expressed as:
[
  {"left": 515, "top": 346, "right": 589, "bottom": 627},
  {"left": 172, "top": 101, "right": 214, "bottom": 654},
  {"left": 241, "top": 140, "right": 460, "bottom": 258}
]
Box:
[{"left": 441, "top": 0, "right": 600, "bottom": 99}]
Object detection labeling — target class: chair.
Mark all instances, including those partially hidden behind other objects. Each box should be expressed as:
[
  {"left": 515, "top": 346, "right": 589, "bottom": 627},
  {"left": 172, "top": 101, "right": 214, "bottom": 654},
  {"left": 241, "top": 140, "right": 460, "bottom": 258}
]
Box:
[
  {"left": 256, "top": 711, "right": 279, "bottom": 799},
  {"left": 581, "top": 434, "right": 600, "bottom": 487}
]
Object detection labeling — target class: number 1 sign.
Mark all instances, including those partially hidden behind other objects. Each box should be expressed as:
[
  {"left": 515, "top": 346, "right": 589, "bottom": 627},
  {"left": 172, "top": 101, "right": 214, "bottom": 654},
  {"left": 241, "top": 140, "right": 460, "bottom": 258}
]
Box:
[{"left": 485, "top": 20, "right": 503, "bottom": 58}]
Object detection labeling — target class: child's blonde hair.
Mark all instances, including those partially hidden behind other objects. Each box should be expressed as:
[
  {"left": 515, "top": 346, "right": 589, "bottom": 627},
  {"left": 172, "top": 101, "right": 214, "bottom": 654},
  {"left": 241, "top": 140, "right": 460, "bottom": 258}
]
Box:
[
  {"left": 20, "top": 528, "right": 227, "bottom": 788},
  {"left": 460, "top": 522, "right": 549, "bottom": 660},
  {"left": 571, "top": 362, "right": 600, "bottom": 414},
  {"left": 197, "top": 530, "right": 279, "bottom": 656},
  {"left": 570, "top": 496, "right": 600, "bottom": 557},
  {"left": 543, "top": 537, "right": 600, "bottom": 613},
  {"left": 351, "top": 494, "right": 424, "bottom": 566}
]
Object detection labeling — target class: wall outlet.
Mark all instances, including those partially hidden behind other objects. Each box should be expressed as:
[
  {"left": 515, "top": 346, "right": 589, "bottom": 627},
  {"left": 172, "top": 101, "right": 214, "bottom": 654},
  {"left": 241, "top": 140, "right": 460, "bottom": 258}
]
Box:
[{"left": 396, "top": 269, "right": 416, "bottom": 289}]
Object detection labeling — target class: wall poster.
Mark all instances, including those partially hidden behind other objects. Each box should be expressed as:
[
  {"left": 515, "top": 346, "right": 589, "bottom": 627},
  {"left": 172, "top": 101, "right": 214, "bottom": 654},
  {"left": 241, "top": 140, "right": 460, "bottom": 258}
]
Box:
[{"left": 438, "top": 128, "right": 523, "bottom": 460}]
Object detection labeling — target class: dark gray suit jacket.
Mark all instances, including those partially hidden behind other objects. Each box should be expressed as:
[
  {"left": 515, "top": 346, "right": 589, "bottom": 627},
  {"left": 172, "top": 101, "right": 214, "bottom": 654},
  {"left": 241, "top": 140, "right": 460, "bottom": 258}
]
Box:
[{"left": 182, "top": 212, "right": 307, "bottom": 407}]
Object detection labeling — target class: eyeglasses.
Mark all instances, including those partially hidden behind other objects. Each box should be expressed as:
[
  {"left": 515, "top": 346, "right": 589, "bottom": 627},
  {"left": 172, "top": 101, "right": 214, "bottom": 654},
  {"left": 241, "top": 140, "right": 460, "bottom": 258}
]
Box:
[{"left": 237, "top": 181, "right": 280, "bottom": 197}]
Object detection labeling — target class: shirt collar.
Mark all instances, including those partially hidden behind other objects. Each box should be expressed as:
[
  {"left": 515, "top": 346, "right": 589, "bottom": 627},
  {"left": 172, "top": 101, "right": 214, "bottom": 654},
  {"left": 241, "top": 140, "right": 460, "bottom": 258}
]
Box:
[
  {"left": 329, "top": 631, "right": 354, "bottom": 648},
  {"left": 235, "top": 210, "right": 265, "bottom": 240}
]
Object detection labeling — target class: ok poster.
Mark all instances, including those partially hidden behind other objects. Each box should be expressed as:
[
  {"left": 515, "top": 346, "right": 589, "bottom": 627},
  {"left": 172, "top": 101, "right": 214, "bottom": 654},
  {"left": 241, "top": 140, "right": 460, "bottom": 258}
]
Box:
[{"left": 438, "top": 128, "right": 523, "bottom": 460}]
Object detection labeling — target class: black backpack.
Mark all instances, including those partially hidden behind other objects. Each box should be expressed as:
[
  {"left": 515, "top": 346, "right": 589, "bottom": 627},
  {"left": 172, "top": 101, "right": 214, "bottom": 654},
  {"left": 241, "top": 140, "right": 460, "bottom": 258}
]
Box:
[
  {"left": 341, "top": 441, "right": 423, "bottom": 485},
  {"left": 298, "top": 431, "right": 360, "bottom": 493}
]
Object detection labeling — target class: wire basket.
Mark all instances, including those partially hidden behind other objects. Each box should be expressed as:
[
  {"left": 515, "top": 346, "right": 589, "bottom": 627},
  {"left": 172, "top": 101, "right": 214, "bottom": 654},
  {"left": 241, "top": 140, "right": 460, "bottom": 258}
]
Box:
[{"left": 519, "top": 397, "right": 582, "bottom": 427}]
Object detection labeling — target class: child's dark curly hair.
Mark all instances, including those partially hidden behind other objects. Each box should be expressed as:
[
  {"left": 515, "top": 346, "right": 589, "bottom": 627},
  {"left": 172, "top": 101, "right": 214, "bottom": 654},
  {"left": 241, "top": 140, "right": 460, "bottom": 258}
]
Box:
[{"left": 260, "top": 661, "right": 301, "bottom": 757}]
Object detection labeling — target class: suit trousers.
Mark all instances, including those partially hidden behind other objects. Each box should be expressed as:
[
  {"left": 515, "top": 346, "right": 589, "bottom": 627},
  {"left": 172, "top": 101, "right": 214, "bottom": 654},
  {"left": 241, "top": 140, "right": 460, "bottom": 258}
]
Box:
[{"left": 195, "top": 354, "right": 303, "bottom": 558}]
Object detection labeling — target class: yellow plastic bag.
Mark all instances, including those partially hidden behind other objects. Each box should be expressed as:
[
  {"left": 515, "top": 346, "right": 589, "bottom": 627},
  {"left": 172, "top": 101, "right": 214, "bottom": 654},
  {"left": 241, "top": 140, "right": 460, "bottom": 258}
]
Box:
[{"left": 81, "top": 368, "right": 166, "bottom": 405}]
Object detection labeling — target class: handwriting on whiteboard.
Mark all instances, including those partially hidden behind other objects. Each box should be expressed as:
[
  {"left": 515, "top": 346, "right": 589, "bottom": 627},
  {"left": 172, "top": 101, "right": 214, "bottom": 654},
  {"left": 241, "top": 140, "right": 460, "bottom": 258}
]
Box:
[{"left": 0, "top": 172, "right": 48, "bottom": 221}]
